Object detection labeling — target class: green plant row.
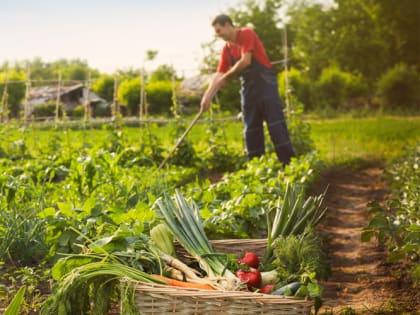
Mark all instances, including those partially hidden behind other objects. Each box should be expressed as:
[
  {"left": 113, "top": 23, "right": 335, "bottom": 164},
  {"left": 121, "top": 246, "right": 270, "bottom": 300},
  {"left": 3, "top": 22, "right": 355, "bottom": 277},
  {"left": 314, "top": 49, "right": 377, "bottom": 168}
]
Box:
[
  {"left": 0, "top": 111, "right": 322, "bottom": 312},
  {"left": 362, "top": 142, "right": 420, "bottom": 284}
]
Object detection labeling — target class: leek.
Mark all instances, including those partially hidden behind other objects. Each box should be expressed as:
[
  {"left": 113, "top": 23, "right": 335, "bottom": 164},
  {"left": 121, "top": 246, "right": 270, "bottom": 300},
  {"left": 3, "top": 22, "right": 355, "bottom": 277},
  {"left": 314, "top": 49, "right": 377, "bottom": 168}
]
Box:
[
  {"left": 155, "top": 190, "right": 239, "bottom": 290},
  {"left": 264, "top": 182, "right": 327, "bottom": 265},
  {"left": 150, "top": 223, "right": 176, "bottom": 257},
  {"left": 41, "top": 260, "right": 166, "bottom": 315}
]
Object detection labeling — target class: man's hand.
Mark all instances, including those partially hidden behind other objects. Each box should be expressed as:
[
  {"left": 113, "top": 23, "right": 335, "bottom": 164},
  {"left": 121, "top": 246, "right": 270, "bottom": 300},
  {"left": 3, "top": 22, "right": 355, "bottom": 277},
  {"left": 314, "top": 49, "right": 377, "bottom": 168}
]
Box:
[
  {"left": 200, "top": 95, "right": 212, "bottom": 112},
  {"left": 200, "top": 73, "right": 226, "bottom": 112}
]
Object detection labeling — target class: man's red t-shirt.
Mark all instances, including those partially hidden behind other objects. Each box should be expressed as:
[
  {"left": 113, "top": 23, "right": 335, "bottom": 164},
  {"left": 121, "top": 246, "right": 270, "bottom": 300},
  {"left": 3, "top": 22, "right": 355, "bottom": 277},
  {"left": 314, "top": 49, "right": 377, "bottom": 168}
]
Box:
[{"left": 216, "top": 28, "right": 272, "bottom": 73}]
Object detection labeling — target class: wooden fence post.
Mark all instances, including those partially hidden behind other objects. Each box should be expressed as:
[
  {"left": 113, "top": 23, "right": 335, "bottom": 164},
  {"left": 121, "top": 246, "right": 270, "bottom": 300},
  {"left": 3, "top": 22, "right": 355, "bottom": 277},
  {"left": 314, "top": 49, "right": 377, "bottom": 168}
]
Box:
[
  {"left": 171, "top": 71, "right": 178, "bottom": 117},
  {"left": 139, "top": 69, "right": 144, "bottom": 123},
  {"left": 112, "top": 75, "right": 119, "bottom": 118},
  {"left": 1, "top": 66, "right": 10, "bottom": 123},
  {"left": 282, "top": 24, "right": 290, "bottom": 116},
  {"left": 24, "top": 64, "right": 31, "bottom": 123},
  {"left": 84, "top": 71, "right": 91, "bottom": 121},
  {"left": 55, "top": 71, "right": 62, "bottom": 124}
]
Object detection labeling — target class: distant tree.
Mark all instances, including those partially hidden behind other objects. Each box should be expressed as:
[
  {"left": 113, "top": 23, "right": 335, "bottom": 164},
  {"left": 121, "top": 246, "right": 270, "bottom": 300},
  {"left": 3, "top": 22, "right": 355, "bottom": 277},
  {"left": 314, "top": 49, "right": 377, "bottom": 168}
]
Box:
[
  {"left": 146, "top": 80, "right": 173, "bottom": 114},
  {"left": 0, "top": 69, "right": 26, "bottom": 118},
  {"left": 200, "top": 0, "right": 420, "bottom": 110},
  {"left": 146, "top": 50, "right": 158, "bottom": 62},
  {"left": 199, "top": 0, "right": 286, "bottom": 111},
  {"left": 22, "top": 57, "right": 55, "bottom": 81},
  {"left": 62, "top": 64, "right": 88, "bottom": 81},
  {"left": 149, "top": 64, "right": 179, "bottom": 82},
  {"left": 92, "top": 74, "right": 115, "bottom": 102},
  {"left": 287, "top": 3, "right": 336, "bottom": 79},
  {"left": 373, "top": 0, "right": 420, "bottom": 69},
  {"left": 199, "top": 40, "right": 220, "bottom": 74},
  {"left": 12, "top": 58, "right": 99, "bottom": 82},
  {"left": 228, "top": 0, "right": 285, "bottom": 71},
  {"left": 115, "top": 68, "right": 141, "bottom": 80},
  {"left": 288, "top": 0, "right": 419, "bottom": 85},
  {"left": 118, "top": 77, "right": 141, "bottom": 116},
  {"left": 328, "top": 0, "right": 389, "bottom": 82},
  {"left": 377, "top": 63, "right": 420, "bottom": 108},
  {"left": 52, "top": 58, "right": 88, "bottom": 80},
  {"left": 278, "top": 67, "right": 313, "bottom": 108},
  {"left": 200, "top": 0, "right": 287, "bottom": 72}
]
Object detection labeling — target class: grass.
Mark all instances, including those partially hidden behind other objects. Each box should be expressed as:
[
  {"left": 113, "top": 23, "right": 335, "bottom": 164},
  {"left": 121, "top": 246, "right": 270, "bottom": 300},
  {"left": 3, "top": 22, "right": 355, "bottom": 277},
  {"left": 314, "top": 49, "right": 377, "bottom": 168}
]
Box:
[
  {"left": 154, "top": 114, "right": 420, "bottom": 167},
  {"left": 1, "top": 113, "right": 418, "bottom": 313},
  {"left": 308, "top": 115, "right": 420, "bottom": 167},
  {"left": 2, "top": 114, "right": 419, "bottom": 168}
]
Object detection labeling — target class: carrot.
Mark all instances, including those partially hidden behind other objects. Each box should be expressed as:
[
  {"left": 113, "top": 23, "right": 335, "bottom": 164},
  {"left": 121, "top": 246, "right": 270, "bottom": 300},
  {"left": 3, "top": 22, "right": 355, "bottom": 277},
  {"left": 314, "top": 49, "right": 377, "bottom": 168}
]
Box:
[{"left": 152, "top": 274, "right": 217, "bottom": 291}]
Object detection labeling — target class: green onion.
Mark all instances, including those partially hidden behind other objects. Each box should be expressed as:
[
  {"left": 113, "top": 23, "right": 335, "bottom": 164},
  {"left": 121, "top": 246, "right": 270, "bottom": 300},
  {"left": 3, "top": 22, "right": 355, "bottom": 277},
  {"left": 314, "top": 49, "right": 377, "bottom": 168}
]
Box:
[
  {"left": 155, "top": 189, "right": 239, "bottom": 290},
  {"left": 41, "top": 260, "right": 166, "bottom": 315},
  {"left": 264, "top": 182, "right": 327, "bottom": 265}
]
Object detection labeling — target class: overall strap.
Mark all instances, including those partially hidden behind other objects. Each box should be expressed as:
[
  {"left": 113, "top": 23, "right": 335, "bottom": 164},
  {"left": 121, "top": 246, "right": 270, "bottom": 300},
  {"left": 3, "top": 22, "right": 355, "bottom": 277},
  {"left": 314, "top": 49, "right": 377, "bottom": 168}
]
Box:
[{"left": 226, "top": 30, "right": 242, "bottom": 66}]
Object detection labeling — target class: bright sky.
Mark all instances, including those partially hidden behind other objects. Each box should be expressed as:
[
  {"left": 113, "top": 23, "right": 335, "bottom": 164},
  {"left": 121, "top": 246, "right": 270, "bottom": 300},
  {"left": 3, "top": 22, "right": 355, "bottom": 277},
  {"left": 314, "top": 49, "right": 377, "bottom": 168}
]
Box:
[{"left": 0, "top": 0, "right": 333, "bottom": 77}]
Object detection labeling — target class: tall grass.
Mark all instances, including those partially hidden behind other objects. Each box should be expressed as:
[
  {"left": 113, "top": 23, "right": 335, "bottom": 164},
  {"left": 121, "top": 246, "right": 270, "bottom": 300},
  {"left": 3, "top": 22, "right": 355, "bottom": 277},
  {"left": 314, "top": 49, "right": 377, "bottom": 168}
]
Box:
[
  {"left": 308, "top": 116, "right": 420, "bottom": 166},
  {"left": 3, "top": 115, "right": 419, "bottom": 167}
]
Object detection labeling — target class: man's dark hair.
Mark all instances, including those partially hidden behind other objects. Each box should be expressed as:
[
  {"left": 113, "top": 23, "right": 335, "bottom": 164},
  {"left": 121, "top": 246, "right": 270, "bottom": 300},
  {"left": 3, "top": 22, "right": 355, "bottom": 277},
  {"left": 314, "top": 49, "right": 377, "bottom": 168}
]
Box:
[{"left": 212, "top": 14, "right": 233, "bottom": 26}]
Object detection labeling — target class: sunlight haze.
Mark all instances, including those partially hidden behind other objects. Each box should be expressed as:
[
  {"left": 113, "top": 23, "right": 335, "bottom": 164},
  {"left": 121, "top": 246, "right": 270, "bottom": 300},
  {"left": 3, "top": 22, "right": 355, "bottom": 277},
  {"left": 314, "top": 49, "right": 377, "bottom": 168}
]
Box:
[{"left": 0, "top": 0, "right": 333, "bottom": 76}]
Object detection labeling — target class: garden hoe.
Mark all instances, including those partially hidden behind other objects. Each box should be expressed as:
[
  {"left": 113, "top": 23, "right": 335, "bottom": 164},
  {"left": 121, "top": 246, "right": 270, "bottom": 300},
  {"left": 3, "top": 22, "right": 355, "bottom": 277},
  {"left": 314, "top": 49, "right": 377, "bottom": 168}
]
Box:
[{"left": 158, "top": 109, "right": 204, "bottom": 169}]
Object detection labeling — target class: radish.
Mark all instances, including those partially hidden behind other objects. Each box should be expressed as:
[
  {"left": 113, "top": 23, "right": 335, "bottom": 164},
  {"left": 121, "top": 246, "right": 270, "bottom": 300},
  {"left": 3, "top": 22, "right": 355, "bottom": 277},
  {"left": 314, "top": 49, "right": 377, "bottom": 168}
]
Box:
[
  {"left": 236, "top": 267, "right": 262, "bottom": 289},
  {"left": 238, "top": 252, "right": 260, "bottom": 268},
  {"left": 260, "top": 284, "right": 275, "bottom": 294}
]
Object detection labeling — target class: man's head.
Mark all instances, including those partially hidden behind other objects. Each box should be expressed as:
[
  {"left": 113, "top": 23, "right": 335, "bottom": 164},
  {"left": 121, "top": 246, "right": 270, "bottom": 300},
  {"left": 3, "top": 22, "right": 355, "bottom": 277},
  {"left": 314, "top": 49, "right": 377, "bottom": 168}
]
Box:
[{"left": 212, "top": 14, "right": 235, "bottom": 41}]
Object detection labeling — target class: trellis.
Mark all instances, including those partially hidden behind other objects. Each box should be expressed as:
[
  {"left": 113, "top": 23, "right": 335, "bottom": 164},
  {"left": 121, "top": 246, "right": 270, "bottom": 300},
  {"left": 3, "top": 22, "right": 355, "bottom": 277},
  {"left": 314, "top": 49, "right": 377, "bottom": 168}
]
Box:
[
  {"left": 0, "top": 51, "right": 291, "bottom": 125},
  {"left": 0, "top": 66, "right": 9, "bottom": 123}
]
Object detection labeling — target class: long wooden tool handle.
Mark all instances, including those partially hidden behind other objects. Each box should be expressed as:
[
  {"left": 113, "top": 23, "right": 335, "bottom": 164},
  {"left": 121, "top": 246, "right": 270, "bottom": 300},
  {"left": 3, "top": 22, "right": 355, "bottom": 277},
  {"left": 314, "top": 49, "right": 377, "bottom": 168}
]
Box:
[{"left": 158, "top": 110, "right": 204, "bottom": 169}]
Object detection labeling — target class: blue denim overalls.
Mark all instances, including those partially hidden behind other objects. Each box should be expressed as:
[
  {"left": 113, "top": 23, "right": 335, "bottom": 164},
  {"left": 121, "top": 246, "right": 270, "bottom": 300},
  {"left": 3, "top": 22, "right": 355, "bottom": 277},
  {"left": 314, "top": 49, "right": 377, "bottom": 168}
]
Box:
[{"left": 228, "top": 51, "right": 296, "bottom": 164}]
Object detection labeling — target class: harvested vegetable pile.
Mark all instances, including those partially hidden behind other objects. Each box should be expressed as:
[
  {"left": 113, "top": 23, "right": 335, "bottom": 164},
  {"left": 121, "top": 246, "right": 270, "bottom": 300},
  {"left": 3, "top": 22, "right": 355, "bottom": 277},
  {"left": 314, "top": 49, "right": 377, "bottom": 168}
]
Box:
[{"left": 40, "top": 184, "right": 328, "bottom": 314}]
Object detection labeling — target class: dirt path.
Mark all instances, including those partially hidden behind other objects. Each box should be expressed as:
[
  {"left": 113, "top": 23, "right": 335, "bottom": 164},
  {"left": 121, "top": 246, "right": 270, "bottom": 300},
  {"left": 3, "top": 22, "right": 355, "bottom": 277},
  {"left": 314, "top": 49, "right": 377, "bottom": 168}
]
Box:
[{"left": 312, "top": 167, "right": 419, "bottom": 314}]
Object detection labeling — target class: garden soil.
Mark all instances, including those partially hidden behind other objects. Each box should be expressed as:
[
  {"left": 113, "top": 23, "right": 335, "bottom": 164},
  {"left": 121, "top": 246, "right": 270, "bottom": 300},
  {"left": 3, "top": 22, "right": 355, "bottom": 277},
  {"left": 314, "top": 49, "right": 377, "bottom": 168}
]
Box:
[
  {"left": 312, "top": 167, "right": 419, "bottom": 314},
  {"left": 2, "top": 167, "right": 419, "bottom": 315}
]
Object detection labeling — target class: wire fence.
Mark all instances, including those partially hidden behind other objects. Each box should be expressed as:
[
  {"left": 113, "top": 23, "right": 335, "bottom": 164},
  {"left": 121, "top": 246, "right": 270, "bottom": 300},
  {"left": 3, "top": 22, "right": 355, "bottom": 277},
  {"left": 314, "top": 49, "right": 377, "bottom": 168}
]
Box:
[
  {"left": 0, "top": 73, "right": 213, "bottom": 125},
  {"left": 0, "top": 55, "right": 290, "bottom": 126}
]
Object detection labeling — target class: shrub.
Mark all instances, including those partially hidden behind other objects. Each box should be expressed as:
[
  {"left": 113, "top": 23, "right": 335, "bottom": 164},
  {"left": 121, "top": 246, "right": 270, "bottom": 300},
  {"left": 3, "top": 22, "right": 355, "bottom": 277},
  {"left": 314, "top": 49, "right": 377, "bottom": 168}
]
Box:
[
  {"left": 314, "top": 65, "right": 368, "bottom": 109},
  {"left": 92, "top": 102, "right": 111, "bottom": 117},
  {"left": 92, "top": 74, "right": 114, "bottom": 102},
  {"left": 70, "top": 105, "right": 85, "bottom": 118},
  {"left": 32, "top": 101, "right": 63, "bottom": 118},
  {"left": 278, "top": 68, "right": 313, "bottom": 109},
  {"left": 0, "top": 70, "right": 26, "bottom": 118},
  {"left": 287, "top": 100, "right": 315, "bottom": 155},
  {"left": 146, "top": 80, "right": 173, "bottom": 114},
  {"left": 315, "top": 66, "right": 348, "bottom": 109},
  {"left": 218, "top": 79, "right": 241, "bottom": 112},
  {"left": 118, "top": 78, "right": 141, "bottom": 116},
  {"left": 376, "top": 63, "right": 420, "bottom": 108}
]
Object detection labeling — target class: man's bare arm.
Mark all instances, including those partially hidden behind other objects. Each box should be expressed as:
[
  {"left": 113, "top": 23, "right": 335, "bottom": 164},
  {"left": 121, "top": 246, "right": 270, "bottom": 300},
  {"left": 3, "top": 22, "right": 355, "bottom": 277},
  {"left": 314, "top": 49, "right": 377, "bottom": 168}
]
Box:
[
  {"left": 200, "top": 52, "right": 252, "bottom": 111},
  {"left": 222, "top": 51, "right": 252, "bottom": 81}
]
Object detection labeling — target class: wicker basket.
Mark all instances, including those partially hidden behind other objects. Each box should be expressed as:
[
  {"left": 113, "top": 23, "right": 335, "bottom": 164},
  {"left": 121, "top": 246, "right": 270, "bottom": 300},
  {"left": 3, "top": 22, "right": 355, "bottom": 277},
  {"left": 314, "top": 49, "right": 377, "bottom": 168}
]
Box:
[{"left": 122, "top": 239, "right": 313, "bottom": 315}]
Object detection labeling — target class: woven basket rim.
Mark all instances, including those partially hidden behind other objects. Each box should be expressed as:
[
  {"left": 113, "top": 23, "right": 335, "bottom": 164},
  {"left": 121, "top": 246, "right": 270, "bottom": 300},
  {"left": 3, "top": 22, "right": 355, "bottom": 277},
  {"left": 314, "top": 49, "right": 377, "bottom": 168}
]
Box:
[
  {"left": 121, "top": 238, "right": 313, "bottom": 313},
  {"left": 121, "top": 279, "right": 313, "bottom": 306},
  {"left": 209, "top": 238, "right": 267, "bottom": 245}
]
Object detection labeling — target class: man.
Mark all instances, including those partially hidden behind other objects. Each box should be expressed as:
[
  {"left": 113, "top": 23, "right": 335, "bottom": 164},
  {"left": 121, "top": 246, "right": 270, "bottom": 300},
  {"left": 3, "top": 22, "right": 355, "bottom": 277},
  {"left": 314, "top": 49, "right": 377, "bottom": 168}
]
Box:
[{"left": 201, "top": 14, "right": 295, "bottom": 165}]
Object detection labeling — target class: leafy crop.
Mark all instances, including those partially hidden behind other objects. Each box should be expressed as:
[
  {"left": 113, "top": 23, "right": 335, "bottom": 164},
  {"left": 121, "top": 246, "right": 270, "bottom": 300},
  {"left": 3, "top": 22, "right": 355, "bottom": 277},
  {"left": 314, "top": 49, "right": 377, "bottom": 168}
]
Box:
[{"left": 362, "top": 142, "right": 420, "bottom": 283}]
